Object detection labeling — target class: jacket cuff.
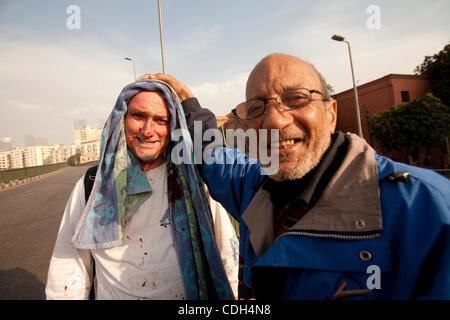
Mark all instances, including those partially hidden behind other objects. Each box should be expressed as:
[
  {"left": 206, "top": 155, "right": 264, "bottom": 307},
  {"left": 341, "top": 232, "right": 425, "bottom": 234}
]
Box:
[{"left": 181, "top": 97, "right": 201, "bottom": 115}]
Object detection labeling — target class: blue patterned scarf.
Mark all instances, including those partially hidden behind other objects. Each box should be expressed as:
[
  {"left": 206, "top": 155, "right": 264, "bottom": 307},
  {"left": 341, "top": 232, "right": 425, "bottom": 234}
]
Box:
[{"left": 72, "top": 79, "right": 234, "bottom": 300}]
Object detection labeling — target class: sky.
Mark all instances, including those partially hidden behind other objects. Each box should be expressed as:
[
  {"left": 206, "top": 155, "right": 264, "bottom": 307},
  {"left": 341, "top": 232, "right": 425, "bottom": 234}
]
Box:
[{"left": 0, "top": 0, "right": 449, "bottom": 146}]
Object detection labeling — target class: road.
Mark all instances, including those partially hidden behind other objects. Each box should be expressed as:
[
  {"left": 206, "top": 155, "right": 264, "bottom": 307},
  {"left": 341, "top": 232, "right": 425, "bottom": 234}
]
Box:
[{"left": 0, "top": 164, "right": 92, "bottom": 300}]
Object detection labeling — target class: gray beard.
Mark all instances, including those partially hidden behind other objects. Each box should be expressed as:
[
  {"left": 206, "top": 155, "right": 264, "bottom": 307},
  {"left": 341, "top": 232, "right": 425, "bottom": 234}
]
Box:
[
  {"left": 134, "top": 148, "right": 167, "bottom": 163},
  {"left": 268, "top": 127, "right": 331, "bottom": 182},
  {"left": 135, "top": 152, "right": 157, "bottom": 162}
]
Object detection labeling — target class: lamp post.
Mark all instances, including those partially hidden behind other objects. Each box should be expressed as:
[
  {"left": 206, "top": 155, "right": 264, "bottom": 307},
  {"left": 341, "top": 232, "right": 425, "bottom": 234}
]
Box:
[
  {"left": 331, "top": 34, "right": 363, "bottom": 138},
  {"left": 157, "top": 0, "right": 167, "bottom": 74},
  {"left": 124, "top": 57, "right": 136, "bottom": 80}
]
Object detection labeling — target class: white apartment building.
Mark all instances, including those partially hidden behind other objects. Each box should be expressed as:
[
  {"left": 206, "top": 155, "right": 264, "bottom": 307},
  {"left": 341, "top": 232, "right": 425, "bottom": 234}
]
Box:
[
  {"left": 42, "top": 144, "right": 77, "bottom": 165},
  {"left": 42, "top": 145, "right": 54, "bottom": 165},
  {"left": 52, "top": 144, "right": 77, "bottom": 164},
  {"left": 0, "top": 152, "right": 10, "bottom": 170},
  {"left": 74, "top": 126, "right": 102, "bottom": 146},
  {"left": 79, "top": 140, "right": 101, "bottom": 155},
  {"left": 0, "top": 126, "right": 100, "bottom": 170},
  {"left": 74, "top": 126, "right": 103, "bottom": 164},
  {"left": 0, "top": 144, "right": 78, "bottom": 170},
  {"left": 79, "top": 140, "right": 101, "bottom": 163},
  {"left": 24, "top": 146, "right": 44, "bottom": 167},
  {"left": 10, "top": 147, "right": 25, "bottom": 169}
]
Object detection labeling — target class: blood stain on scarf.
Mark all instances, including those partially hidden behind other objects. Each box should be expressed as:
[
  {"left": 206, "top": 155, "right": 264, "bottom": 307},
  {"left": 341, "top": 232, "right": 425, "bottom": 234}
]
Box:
[{"left": 167, "top": 162, "right": 183, "bottom": 202}]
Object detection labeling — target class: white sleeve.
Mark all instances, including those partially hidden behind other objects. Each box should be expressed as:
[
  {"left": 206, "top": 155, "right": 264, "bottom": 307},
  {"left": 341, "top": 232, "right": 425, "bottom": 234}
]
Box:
[
  {"left": 45, "top": 177, "right": 94, "bottom": 300},
  {"left": 210, "top": 197, "right": 239, "bottom": 298}
]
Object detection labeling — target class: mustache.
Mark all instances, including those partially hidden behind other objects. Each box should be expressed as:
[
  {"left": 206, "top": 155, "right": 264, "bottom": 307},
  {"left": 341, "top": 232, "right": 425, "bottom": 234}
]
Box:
[{"left": 278, "top": 129, "right": 307, "bottom": 141}]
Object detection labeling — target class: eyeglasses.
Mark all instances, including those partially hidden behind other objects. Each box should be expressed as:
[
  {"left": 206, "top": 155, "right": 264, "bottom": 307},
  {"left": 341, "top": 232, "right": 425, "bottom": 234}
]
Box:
[{"left": 232, "top": 88, "right": 330, "bottom": 120}]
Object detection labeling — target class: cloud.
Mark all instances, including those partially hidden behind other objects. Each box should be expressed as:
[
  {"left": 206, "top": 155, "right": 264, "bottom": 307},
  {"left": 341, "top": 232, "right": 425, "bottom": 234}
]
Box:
[
  {"left": 321, "top": 30, "right": 449, "bottom": 93},
  {"left": 0, "top": 25, "right": 132, "bottom": 145},
  {"left": 269, "top": 0, "right": 450, "bottom": 93},
  {"left": 0, "top": 20, "right": 234, "bottom": 145},
  {"left": 164, "top": 24, "right": 224, "bottom": 75},
  {"left": 189, "top": 72, "right": 249, "bottom": 116},
  {"left": 0, "top": 22, "right": 245, "bottom": 145},
  {"left": 1, "top": 0, "right": 448, "bottom": 146}
]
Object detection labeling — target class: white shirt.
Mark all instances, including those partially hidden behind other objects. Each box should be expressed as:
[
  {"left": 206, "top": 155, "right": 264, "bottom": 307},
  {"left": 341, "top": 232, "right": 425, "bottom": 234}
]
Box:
[{"left": 45, "top": 163, "right": 238, "bottom": 300}]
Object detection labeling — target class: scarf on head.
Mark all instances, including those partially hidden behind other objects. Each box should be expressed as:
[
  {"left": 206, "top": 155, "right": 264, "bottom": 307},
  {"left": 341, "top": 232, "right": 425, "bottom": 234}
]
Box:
[{"left": 71, "top": 79, "right": 234, "bottom": 300}]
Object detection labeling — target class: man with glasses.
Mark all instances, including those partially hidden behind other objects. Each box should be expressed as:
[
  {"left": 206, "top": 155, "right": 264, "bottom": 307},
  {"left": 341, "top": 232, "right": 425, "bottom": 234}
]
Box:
[
  {"left": 141, "top": 53, "right": 450, "bottom": 300},
  {"left": 232, "top": 85, "right": 333, "bottom": 182}
]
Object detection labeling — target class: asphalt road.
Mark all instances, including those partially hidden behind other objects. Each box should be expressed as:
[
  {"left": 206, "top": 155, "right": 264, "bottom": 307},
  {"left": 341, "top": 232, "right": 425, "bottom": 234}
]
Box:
[{"left": 0, "top": 164, "right": 93, "bottom": 300}]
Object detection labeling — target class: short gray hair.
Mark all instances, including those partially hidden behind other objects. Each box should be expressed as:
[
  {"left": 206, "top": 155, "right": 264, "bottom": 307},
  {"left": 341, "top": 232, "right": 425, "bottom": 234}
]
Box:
[{"left": 307, "top": 62, "right": 331, "bottom": 102}]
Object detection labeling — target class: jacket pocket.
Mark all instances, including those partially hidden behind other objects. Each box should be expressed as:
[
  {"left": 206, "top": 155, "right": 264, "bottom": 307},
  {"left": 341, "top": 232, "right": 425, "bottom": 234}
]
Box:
[{"left": 251, "top": 232, "right": 392, "bottom": 300}]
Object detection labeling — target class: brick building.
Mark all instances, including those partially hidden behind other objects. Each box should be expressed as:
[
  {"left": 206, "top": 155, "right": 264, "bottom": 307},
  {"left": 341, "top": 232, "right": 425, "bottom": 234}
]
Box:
[
  {"left": 333, "top": 74, "right": 450, "bottom": 168},
  {"left": 333, "top": 74, "right": 431, "bottom": 140}
]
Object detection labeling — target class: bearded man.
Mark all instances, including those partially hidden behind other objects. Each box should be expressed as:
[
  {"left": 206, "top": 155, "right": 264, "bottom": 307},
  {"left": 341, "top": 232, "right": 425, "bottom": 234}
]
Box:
[{"left": 143, "top": 53, "right": 450, "bottom": 300}]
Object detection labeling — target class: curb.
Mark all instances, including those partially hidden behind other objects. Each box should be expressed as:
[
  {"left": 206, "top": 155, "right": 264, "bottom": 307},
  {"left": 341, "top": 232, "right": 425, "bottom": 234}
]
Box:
[{"left": 0, "top": 171, "right": 60, "bottom": 191}]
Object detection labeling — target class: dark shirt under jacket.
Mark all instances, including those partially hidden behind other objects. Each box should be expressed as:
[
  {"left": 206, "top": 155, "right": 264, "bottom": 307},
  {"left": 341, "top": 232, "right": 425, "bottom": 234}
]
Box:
[{"left": 262, "top": 132, "right": 348, "bottom": 238}]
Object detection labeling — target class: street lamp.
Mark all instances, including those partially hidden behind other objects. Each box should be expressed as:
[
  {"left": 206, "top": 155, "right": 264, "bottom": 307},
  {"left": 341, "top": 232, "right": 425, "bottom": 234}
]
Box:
[
  {"left": 157, "top": 0, "right": 167, "bottom": 74},
  {"left": 331, "top": 34, "right": 363, "bottom": 138},
  {"left": 124, "top": 57, "right": 136, "bottom": 80}
]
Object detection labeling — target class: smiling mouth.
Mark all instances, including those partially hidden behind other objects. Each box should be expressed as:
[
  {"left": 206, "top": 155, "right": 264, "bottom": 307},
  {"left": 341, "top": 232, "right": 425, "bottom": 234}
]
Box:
[
  {"left": 135, "top": 137, "right": 160, "bottom": 145},
  {"left": 271, "top": 138, "right": 302, "bottom": 149}
]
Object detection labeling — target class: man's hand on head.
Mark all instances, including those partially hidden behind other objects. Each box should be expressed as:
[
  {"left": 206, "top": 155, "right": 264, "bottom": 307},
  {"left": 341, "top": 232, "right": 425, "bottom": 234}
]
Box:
[{"left": 138, "top": 73, "right": 194, "bottom": 102}]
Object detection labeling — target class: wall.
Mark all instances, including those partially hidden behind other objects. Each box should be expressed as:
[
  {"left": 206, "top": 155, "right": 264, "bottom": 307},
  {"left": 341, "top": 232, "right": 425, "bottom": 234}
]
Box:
[
  {"left": 0, "top": 162, "right": 67, "bottom": 184},
  {"left": 334, "top": 74, "right": 430, "bottom": 141}
]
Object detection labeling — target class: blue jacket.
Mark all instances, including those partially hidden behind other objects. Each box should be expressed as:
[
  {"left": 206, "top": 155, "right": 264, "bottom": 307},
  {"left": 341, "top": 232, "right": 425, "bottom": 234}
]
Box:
[{"left": 201, "top": 135, "right": 450, "bottom": 300}]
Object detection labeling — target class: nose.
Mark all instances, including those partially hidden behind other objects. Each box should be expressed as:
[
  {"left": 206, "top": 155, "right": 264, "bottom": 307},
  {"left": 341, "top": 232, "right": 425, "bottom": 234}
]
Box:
[
  {"left": 261, "top": 102, "right": 294, "bottom": 130},
  {"left": 140, "top": 118, "right": 155, "bottom": 137}
]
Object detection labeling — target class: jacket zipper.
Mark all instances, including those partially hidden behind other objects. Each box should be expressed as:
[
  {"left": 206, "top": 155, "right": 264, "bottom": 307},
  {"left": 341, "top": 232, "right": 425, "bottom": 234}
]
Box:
[{"left": 276, "top": 230, "right": 381, "bottom": 242}]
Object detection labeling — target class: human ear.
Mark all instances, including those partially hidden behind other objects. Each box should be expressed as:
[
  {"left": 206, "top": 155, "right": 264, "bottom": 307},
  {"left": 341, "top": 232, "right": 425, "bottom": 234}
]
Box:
[{"left": 326, "top": 100, "right": 337, "bottom": 134}]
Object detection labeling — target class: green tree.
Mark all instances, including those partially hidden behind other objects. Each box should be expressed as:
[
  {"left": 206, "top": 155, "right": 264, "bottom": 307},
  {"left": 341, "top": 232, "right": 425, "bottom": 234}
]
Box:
[
  {"left": 368, "top": 93, "right": 450, "bottom": 166},
  {"left": 327, "top": 83, "right": 335, "bottom": 95},
  {"left": 67, "top": 152, "right": 81, "bottom": 166},
  {"left": 414, "top": 43, "right": 450, "bottom": 106}
]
